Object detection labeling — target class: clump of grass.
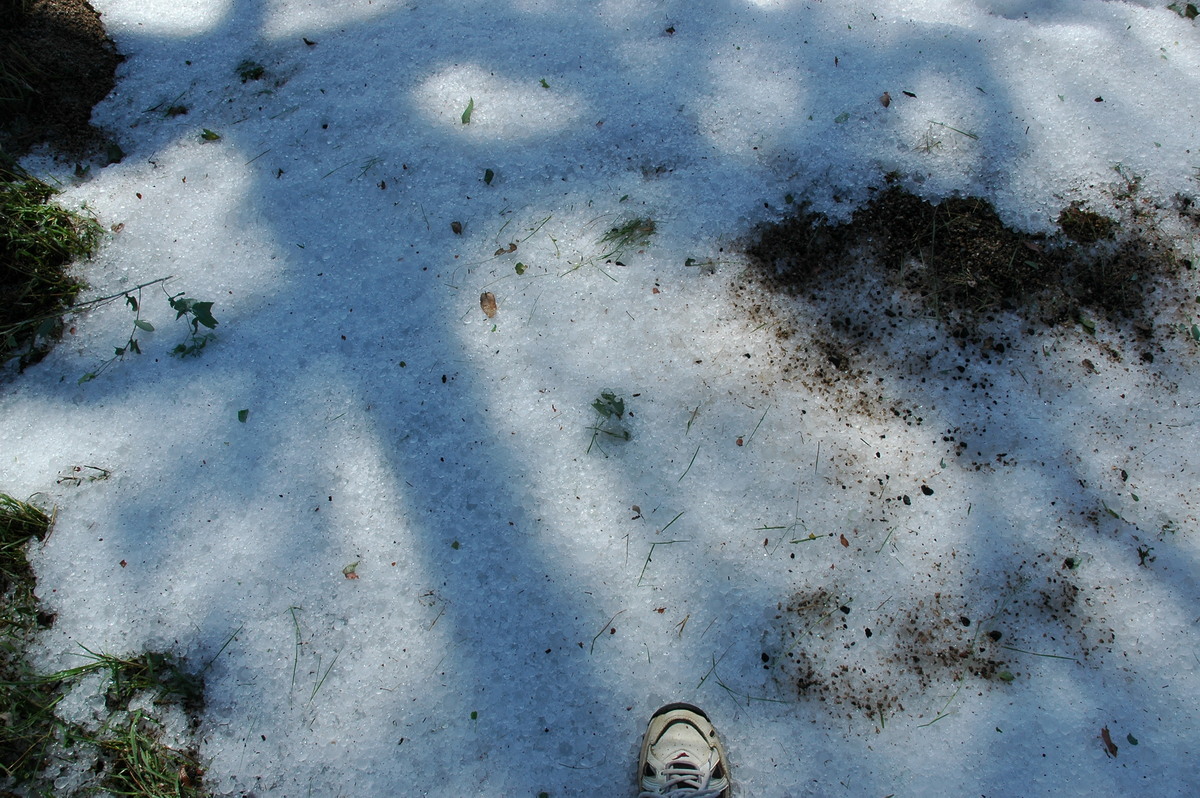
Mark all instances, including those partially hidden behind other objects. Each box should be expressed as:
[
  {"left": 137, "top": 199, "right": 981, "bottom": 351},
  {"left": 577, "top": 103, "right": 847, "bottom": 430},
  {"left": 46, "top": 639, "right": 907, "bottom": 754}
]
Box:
[
  {"left": 0, "top": 36, "right": 41, "bottom": 113},
  {"left": 63, "top": 649, "right": 205, "bottom": 715},
  {"left": 0, "top": 0, "right": 120, "bottom": 155},
  {"left": 0, "top": 491, "right": 211, "bottom": 795},
  {"left": 599, "top": 217, "right": 656, "bottom": 260},
  {"left": 98, "top": 710, "right": 204, "bottom": 798},
  {"left": 562, "top": 215, "right": 657, "bottom": 279},
  {"left": 0, "top": 647, "right": 210, "bottom": 794},
  {"left": 0, "top": 160, "right": 100, "bottom": 369},
  {"left": 0, "top": 671, "right": 63, "bottom": 784},
  {"left": 0, "top": 493, "right": 56, "bottom": 782},
  {"left": 0, "top": 492, "right": 50, "bottom": 619},
  {"left": 0, "top": 2, "right": 37, "bottom": 111}
]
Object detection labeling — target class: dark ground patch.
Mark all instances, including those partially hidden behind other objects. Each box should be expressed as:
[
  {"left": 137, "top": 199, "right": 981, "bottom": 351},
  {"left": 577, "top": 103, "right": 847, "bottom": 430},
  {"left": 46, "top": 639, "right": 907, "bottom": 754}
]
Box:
[
  {"left": 745, "top": 183, "right": 1180, "bottom": 328},
  {"left": 1, "top": 0, "right": 119, "bottom": 370},
  {"left": 0, "top": 0, "right": 122, "bottom": 156},
  {"left": 730, "top": 179, "right": 1190, "bottom": 424}
]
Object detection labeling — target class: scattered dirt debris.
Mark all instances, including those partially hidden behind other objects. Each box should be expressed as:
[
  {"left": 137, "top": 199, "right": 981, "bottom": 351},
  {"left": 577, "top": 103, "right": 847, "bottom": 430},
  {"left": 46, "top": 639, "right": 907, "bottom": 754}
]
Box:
[
  {"left": 770, "top": 552, "right": 1115, "bottom": 723},
  {"left": 771, "top": 587, "right": 1009, "bottom": 721}
]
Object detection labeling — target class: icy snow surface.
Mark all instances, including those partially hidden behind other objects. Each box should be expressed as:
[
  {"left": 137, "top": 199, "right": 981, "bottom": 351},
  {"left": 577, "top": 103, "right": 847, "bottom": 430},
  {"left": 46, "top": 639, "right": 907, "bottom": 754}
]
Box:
[{"left": 4, "top": 0, "right": 1200, "bottom": 795}]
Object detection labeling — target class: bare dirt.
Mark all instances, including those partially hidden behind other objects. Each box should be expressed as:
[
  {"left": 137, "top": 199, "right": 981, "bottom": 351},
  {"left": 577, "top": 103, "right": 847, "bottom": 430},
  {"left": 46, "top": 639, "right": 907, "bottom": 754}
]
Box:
[{"left": 0, "top": 0, "right": 121, "bottom": 157}]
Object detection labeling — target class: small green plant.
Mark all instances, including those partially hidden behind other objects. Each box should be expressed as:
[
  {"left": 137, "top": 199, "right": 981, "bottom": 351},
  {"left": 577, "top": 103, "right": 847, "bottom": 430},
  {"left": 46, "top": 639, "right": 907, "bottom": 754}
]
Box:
[
  {"left": 587, "top": 391, "right": 631, "bottom": 454},
  {"left": 78, "top": 290, "right": 155, "bottom": 383},
  {"left": 1183, "top": 316, "right": 1200, "bottom": 343},
  {"left": 1168, "top": 2, "right": 1198, "bottom": 20},
  {"left": 235, "top": 60, "right": 265, "bottom": 83},
  {"left": 166, "top": 291, "right": 218, "bottom": 357},
  {"left": 79, "top": 281, "right": 218, "bottom": 381}
]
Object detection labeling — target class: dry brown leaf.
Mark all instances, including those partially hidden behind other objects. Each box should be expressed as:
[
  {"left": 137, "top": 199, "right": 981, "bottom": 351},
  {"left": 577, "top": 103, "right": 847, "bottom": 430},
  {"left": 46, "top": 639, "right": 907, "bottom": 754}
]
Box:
[
  {"left": 839, "top": 533, "right": 850, "bottom": 548},
  {"left": 451, "top": 221, "right": 463, "bottom": 235},
  {"left": 480, "top": 291, "right": 498, "bottom": 318},
  {"left": 1100, "top": 726, "right": 1118, "bottom": 757},
  {"left": 880, "top": 91, "right": 891, "bottom": 107}
]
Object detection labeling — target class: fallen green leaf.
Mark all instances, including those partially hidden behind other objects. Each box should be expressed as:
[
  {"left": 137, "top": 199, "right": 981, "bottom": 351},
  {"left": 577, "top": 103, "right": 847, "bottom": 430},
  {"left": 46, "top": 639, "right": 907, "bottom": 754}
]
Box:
[
  {"left": 461, "top": 98, "right": 474, "bottom": 124},
  {"left": 1168, "top": 2, "right": 1198, "bottom": 19},
  {"left": 201, "top": 128, "right": 221, "bottom": 141},
  {"left": 514, "top": 262, "right": 527, "bottom": 275},
  {"left": 484, "top": 168, "right": 494, "bottom": 185},
  {"left": 238, "top": 409, "right": 249, "bottom": 423}
]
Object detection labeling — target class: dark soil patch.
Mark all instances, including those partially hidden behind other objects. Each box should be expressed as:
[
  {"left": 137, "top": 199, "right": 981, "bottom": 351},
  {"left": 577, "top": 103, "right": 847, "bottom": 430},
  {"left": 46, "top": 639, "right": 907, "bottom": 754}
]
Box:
[
  {"left": 1058, "top": 204, "right": 1115, "bottom": 244},
  {"left": 0, "top": 0, "right": 122, "bottom": 156},
  {"left": 745, "top": 184, "right": 1177, "bottom": 326},
  {"left": 1, "top": 0, "right": 118, "bottom": 370}
]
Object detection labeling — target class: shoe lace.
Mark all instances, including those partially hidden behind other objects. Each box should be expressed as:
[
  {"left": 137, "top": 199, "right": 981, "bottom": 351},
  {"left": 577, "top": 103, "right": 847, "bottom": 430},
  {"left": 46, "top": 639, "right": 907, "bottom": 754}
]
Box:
[{"left": 639, "top": 750, "right": 724, "bottom": 798}]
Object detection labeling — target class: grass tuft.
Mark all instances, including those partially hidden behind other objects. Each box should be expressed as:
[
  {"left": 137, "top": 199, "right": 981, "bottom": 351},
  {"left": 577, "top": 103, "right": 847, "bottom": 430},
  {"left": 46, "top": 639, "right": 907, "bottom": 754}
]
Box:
[
  {"left": 0, "top": 160, "right": 100, "bottom": 370},
  {"left": 98, "top": 710, "right": 204, "bottom": 798},
  {"left": 598, "top": 217, "right": 656, "bottom": 258},
  {"left": 0, "top": 491, "right": 212, "bottom": 795},
  {"left": 0, "top": 493, "right": 57, "bottom": 782}
]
